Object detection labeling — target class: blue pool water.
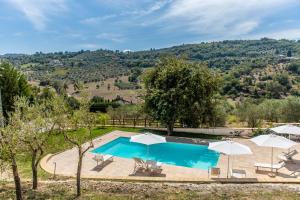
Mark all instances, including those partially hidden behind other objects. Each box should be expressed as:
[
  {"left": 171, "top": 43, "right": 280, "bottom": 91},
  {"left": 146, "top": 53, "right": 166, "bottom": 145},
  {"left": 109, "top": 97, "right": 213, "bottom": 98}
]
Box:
[{"left": 91, "top": 137, "right": 219, "bottom": 170}]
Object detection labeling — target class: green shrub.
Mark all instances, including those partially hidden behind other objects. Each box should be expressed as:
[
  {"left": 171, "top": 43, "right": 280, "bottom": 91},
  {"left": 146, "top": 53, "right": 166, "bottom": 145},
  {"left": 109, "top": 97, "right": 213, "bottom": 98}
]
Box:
[{"left": 252, "top": 128, "right": 265, "bottom": 137}]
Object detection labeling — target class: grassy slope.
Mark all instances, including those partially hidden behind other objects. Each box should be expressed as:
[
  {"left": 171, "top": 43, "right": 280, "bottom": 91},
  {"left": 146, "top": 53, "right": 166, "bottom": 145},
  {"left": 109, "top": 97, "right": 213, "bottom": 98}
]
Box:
[
  {"left": 1, "top": 181, "right": 300, "bottom": 200},
  {"left": 17, "top": 127, "right": 143, "bottom": 179}
]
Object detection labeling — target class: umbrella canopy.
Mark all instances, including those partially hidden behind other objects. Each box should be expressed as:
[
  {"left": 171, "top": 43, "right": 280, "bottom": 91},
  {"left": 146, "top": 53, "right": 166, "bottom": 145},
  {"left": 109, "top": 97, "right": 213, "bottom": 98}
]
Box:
[
  {"left": 209, "top": 140, "right": 252, "bottom": 155},
  {"left": 130, "top": 132, "right": 166, "bottom": 145},
  {"left": 251, "top": 134, "right": 297, "bottom": 176},
  {"left": 209, "top": 140, "right": 252, "bottom": 178},
  {"left": 251, "top": 134, "right": 297, "bottom": 149},
  {"left": 270, "top": 124, "right": 300, "bottom": 136}
]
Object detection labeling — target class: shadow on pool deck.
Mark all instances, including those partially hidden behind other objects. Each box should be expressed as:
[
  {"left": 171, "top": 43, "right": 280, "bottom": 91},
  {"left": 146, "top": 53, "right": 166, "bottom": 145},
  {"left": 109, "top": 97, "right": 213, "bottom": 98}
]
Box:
[
  {"left": 129, "top": 170, "right": 166, "bottom": 178},
  {"left": 91, "top": 161, "right": 114, "bottom": 172}
]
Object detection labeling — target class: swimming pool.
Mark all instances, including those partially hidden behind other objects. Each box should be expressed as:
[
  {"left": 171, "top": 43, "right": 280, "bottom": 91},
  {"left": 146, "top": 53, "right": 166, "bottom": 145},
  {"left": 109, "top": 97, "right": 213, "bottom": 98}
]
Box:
[{"left": 91, "top": 137, "right": 219, "bottom": 170}]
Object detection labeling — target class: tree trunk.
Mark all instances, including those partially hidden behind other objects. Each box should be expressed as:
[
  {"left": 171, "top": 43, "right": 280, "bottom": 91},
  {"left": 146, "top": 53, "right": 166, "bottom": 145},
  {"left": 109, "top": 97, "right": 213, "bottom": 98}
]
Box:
[
  {"left": 167, "top": 122, "right": 174, "bottom": 136},
  {"left": 133, "top": 118, "right": 136, "bottom": 127},
  {"left": 76, "top": 150, "right": 83, "bottom": 197},
  {"left": 31, "top": 150, "right": 38, "bottom": 190},
  {"left": 11, "top": 156, "right": 23, "bottom": 200}
]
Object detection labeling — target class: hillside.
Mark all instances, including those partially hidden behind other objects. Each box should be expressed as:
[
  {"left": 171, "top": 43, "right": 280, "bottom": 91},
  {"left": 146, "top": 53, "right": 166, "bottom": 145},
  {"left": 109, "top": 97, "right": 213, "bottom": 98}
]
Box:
[{"left": 1, "top": 38, "right": 300, "bottom": 100}]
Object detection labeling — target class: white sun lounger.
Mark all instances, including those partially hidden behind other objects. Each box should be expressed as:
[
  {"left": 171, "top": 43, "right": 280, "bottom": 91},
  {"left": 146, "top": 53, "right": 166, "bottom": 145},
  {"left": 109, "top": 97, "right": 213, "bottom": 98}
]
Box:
[
  {"left": 133, "top": 157, "right": 147, "bottom": 173},
  {"left": 146, "top": 160, "right": 162, "bottom": 168},
  {"left": 283, "top": 149, "right": 298, "bottom": 156},
  {"left": 278, "top": 149, "right": 298, "bottom": 162},
  {"left": 230, "top": 169, "right": 246, "bottom": 178},
  {"left": 93, "top": 154, "right": 114, "bottom": 166},
  {"left": 254, "top": 162, "right": 285, "bottom": 174},
  {"left": 146, "top": 160, "right": 163, "bottom": 175}
]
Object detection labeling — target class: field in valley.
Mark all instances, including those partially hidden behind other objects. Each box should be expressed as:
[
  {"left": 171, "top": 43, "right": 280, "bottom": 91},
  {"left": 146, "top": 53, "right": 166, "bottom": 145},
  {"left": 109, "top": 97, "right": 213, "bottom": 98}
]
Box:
[{"left": 66, "top": 76, "right": 143, "bottom": 103}]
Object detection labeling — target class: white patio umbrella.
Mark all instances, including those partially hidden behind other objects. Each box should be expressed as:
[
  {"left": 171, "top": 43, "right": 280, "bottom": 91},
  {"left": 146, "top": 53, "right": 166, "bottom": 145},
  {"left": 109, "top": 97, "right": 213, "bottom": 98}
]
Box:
[
  {"left": 130, "top": 132, "right": 166, "bottom": 157},
  {"left": 250, "top": 134, "right": 297, "bottom": 175},
  {"left": 208, "top": 140, "right": 252, "bottom": 178},
  {"left": 270, "top": 124, "right": 300, "bottom": 139}
]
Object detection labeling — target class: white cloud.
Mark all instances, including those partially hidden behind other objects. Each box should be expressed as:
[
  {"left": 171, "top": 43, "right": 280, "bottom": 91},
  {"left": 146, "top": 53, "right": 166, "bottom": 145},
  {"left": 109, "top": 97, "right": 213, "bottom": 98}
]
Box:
[
  {"left": 13, "top": 32, "right": 23, "bottom": 37},
  {"left": 161, "top": 0, "right": 299, "bottom": 36},
  {"left": 96, "top": 33, "right": 125, "bottom": 43},
  {"left": 77, "top": 43, "right": 102, "bottom": 50},
  {"left": 80, "top": 14, "right": 117, "bottom": 25},
  {"left": 81, "top": 0, "right": 170, "bottom": 26},
  {"left": 7, "top": 0, "right": 67, "bottom": 30},
  {"left": 124, "top": 0, "right": 172, "bottom": 16},
  {"left": 249, "top": 29, "right": 300, "bottom": 40}
]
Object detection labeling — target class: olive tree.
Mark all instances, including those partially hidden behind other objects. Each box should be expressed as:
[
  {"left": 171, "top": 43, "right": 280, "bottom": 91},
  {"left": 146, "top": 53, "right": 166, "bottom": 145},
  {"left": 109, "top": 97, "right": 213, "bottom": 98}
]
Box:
[
  {"left": 59, "top": 97, "right": 97, "bottom": 197},
  {"left": 0, "top": 99, "right": 25, "bottom": 200},
  {"left": 98, "top": 113, "right": 110, "bottom": 128},
  {"left": 258, "top": 99, "right": 282, "bottom": 122},
  {"left": 281, "top": 96, "right": 300, "bottom": 122},
  {"left": 237, "top": 101, "right": 262, "bottom": 128},
  {"left": 18, "top": 96, "right": 62, "bottom": 190}
]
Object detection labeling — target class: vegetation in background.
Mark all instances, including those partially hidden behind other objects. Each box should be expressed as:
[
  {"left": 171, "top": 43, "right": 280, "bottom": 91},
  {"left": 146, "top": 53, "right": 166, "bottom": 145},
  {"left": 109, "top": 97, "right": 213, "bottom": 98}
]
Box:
[
  {"left": 128, "top": 68, "right": 143, "bottom": 83},
  {"left": 236, "top": 96, "right": 300, "bottom": 128},
  {"left": 237, "top": 100, "right": 263, "bottom": 128},
  {"left": 89, "top": 96, "right": 120, "bottom": 113},
  {"left": 114, "top": 79, "right": 141, "bottom": 90},
  {"left": 3, "top": 39, "right": 300, "bottom": 100}
]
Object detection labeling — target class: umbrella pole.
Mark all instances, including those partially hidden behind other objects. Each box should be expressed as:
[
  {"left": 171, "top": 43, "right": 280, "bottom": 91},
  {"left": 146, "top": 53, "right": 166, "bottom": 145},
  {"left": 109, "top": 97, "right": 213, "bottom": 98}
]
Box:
[
  {"left": 227, "top": 155, "right": 230, "bottom": 178},
  {"left": 271, "top": 147, "right": 274, "bottom": 175},
  {"left": 288, "top": 134, "right": 291, "bottom": 153},
  {"left": 267, "top": 147, "right": 275, "bottom": 177}
]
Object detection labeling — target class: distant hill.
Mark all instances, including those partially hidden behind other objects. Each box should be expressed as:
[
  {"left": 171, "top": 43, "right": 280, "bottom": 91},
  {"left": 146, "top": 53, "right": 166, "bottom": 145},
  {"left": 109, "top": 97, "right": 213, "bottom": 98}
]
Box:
[
  {"left": 2, "top": 38, "right": 300, "bottom": 99},
  {"left": 0, "top": 53, "right": 26, "bottom": 58}
]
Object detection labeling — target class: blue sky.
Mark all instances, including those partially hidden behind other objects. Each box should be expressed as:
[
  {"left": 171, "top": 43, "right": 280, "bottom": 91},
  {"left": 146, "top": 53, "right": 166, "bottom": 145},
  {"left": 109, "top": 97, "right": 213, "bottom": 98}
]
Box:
[{"left": 1, "top": 0, "right": 300, "bottom": 54}]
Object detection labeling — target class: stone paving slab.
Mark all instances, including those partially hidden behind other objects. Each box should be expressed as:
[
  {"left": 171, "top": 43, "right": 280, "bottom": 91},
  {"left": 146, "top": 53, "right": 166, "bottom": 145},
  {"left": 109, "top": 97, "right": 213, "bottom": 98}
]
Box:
[{"left": 40, "top": 130, "right": 300, "bottom": 182}]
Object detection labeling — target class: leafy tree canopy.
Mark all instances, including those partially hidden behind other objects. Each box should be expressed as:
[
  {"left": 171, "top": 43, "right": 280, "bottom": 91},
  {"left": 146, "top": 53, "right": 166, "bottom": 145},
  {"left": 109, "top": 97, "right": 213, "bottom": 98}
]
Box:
[
  {"left": 143, "top": 56, "right": 220, "bottom": 134},
  {"left": 0, "top": 62, "right": 32, "bottom": 118}
]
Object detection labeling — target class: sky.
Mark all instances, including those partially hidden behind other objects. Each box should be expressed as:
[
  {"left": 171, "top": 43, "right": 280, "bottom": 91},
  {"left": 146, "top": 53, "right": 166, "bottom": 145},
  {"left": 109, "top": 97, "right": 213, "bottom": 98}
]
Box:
[{"left": 1, "top": 0, "right": 300, "bottom": 54}]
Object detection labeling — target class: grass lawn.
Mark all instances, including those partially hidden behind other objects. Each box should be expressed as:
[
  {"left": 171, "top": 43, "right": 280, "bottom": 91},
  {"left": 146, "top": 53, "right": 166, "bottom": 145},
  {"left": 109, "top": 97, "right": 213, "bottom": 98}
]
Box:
[{"left": 17, "top": 127, "right": 143, "bottom": 179}]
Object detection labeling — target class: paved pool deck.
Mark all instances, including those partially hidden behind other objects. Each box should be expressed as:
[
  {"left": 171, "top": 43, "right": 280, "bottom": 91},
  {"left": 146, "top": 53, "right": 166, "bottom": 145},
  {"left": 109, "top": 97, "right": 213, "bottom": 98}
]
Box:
[{"left": 40, "top": 130, "right": 300, "bottom": 182}]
